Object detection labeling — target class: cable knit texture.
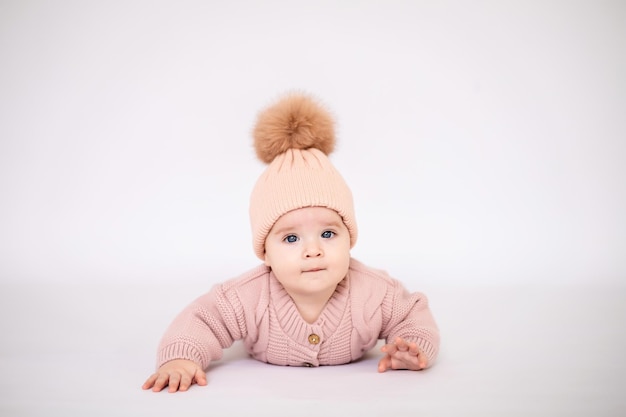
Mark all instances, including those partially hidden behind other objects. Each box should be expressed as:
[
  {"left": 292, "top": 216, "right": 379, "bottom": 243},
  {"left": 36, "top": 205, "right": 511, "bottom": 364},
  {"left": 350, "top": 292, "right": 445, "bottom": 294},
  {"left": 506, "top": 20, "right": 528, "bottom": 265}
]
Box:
[{"left": 157, "top": 258, "right": 440, "bottom": 369}]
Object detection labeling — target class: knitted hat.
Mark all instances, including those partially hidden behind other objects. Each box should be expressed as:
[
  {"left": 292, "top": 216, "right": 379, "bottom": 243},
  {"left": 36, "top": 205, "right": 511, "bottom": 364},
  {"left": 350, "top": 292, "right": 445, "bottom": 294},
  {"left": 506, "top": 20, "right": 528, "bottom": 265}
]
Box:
[{"left": 249, "top": 93, "right": 358, "bottom": 259}]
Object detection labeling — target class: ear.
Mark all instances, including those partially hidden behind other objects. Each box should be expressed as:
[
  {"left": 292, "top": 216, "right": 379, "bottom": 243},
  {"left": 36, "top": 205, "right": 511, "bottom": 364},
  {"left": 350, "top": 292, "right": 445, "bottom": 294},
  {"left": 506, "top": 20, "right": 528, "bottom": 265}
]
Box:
[{"left": 263, "top": 251, "right": 271, "bottom": 267}]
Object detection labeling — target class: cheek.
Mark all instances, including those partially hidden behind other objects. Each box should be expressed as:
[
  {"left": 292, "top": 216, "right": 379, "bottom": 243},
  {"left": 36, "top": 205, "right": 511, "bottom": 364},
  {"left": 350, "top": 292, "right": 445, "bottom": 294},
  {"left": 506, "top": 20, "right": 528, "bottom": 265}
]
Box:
[
  {"left": 264, "top": 246, "right": 298, "bottom": 270},
  {"left": 329, "top": 243, "right": 351, "bottom": 266}
]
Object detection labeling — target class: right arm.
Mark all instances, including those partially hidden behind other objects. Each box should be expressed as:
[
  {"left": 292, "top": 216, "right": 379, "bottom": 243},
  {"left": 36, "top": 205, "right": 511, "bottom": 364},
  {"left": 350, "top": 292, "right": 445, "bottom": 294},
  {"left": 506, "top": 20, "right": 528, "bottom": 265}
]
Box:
[{"left": 143, "top": 283, "right": 247, "bottom": 392}]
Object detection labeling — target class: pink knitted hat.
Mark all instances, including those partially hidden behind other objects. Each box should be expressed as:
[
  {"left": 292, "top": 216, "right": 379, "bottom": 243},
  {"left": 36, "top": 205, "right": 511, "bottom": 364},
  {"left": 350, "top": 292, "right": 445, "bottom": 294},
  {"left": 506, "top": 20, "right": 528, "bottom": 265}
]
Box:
[{"left": 249, "top": 93, "right": 358, "bottom": 259}]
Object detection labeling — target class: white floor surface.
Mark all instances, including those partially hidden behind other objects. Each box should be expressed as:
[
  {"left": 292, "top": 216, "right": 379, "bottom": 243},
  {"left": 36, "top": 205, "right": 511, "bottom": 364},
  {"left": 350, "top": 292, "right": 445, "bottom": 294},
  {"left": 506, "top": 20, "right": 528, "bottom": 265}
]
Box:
[{"left": 1, "top": 282, "right": 624, "bottom": 416}]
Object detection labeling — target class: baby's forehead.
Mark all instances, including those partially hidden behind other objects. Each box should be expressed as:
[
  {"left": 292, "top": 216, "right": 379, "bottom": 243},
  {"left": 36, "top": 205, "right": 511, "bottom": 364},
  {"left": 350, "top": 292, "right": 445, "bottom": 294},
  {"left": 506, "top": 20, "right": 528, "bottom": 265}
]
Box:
[{"left": 272, "top": 207, "right": 344, "bottom": 230}]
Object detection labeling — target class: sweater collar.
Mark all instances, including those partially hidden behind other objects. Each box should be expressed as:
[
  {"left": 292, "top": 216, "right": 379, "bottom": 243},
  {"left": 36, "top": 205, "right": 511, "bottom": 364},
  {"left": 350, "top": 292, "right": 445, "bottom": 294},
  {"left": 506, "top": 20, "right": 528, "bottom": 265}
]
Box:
[{"left": 269, "top": 271, "right": 350, "bottom": 340}]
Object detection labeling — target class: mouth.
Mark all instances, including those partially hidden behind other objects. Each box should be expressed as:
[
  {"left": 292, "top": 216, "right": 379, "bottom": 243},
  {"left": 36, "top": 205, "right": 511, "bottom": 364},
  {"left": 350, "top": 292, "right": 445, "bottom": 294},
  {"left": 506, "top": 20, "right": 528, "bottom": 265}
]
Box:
[{"left": 303, "top": 267, "right": 325, "bottom": 273}]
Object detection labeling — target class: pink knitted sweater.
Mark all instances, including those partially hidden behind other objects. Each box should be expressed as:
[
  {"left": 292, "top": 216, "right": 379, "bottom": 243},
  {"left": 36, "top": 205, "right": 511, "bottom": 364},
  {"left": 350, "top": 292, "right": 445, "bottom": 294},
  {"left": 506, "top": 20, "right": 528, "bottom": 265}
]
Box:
[{"left": 157, "top": 258, "right": 439, "bottom": 369}]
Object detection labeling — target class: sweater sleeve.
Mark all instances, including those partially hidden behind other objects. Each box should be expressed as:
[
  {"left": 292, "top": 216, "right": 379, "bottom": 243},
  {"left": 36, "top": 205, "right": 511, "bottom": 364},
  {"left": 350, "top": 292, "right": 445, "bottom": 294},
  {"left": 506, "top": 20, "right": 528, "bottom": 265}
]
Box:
[
  {"left": 156, "top": 282, "right": 247, "bottom": 370},
  {"left": 380, "top": 279, "right": 440, "bottom": 365}
]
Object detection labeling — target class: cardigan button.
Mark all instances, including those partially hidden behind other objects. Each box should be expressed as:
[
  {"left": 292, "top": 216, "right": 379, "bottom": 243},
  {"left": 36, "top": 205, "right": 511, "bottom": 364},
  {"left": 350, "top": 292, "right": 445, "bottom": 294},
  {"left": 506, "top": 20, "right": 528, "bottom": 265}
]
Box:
[{"left": 308, "top": 333, "right": 320, "bottom": 345}]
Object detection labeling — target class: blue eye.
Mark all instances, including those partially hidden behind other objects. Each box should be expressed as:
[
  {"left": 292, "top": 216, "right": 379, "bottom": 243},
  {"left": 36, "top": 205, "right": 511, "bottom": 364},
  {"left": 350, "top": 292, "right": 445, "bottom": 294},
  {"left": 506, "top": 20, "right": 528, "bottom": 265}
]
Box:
[
  {"left": 284, "top": 235, "right": 298, "bottom": 243},
  {"left": 321, "top": 231, "right": 334, "bottom": 239}
]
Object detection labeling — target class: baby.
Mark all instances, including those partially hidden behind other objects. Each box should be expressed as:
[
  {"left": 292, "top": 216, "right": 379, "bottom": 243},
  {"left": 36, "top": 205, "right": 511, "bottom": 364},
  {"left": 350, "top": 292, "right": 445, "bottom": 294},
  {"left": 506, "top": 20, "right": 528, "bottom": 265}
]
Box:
[{"left": 142, "top": 93, "right": 440, "bottom": 392}]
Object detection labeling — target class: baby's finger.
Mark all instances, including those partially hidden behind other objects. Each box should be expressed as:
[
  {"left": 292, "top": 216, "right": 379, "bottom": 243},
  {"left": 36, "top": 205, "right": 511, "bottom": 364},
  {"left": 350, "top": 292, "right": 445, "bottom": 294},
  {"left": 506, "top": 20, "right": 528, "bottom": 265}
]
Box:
[
  {"left": 402, "top": 345, "right": 427, "bottom": 369},
  {"left": 152, "top": 373, "right": 170, "bottom": 392},
  {"left": 408, "top": 343, "right": 429, "bottom": 369},
  {"left": 378, "top": 355, "right": 392, "bottom": 373},
  {"left": 178, "top": 373, "right": 193, "bottom": 392},
  {"left": 417, "top": 350, "right": 429, "bottom": 369},
  {"left": 142, "top": 373, "right": 157, "bottom": 390},
  {"left": 381, "top": 343, "right": 398, "bottom": 355},
  {"left": 194, "top": 369, "right": 208, "bottom": 386},
  {"left": 168, "top": 372, "right": 181, "bottom": 393},
  {"left": 394, "top": 337, "right": 409, "bottom": 352}
]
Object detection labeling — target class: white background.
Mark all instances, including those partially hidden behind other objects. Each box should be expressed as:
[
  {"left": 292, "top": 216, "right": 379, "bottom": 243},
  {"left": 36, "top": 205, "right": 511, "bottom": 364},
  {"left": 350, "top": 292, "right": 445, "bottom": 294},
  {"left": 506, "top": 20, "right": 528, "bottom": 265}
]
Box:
[
  {"left": 1, "top": 1, "right": 625, "bottom": 416},
  {"left": 1, "top": 0, "right": 624, "bottom": 287}
]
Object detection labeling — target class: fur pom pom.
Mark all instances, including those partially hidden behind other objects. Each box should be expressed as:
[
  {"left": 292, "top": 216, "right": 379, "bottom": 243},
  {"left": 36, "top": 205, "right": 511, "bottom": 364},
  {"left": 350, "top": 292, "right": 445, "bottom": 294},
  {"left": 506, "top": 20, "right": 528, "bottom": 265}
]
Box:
[{"left": 253, "top": 92, "right": 335, "bottom": 163}]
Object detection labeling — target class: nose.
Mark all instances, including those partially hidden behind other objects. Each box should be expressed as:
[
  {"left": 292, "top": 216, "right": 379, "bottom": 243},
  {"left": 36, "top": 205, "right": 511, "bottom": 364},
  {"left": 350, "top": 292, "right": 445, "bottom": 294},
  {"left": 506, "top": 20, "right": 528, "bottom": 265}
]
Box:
[{"left": 304, "top": 240, "right": 323, "bottom": 258}]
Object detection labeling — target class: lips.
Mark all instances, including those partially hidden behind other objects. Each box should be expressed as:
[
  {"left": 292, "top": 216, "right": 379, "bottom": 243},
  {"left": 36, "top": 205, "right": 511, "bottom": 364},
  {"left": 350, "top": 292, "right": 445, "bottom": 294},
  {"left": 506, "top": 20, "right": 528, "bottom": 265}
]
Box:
[{"left": 303, "top": 267, "right": 324, "bottom": 273}]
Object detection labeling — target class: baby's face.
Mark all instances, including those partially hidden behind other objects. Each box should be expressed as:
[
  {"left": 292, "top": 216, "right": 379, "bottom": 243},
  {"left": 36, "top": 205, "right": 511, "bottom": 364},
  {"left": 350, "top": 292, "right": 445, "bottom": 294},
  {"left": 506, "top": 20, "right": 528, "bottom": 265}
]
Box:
[{"left": 264, "top": 207, "right": 351, "bottom": 299}]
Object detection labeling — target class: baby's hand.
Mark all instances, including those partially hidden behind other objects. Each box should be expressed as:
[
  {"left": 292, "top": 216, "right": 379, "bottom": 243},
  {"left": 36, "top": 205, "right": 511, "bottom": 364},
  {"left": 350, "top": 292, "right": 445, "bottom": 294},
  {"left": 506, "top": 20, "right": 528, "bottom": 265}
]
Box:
[
  {"left": 142, "top": 359, "right": 207, "bottom": 393},
  {"left": 378, "top": 337, "right": 428, "bottom": 372}
]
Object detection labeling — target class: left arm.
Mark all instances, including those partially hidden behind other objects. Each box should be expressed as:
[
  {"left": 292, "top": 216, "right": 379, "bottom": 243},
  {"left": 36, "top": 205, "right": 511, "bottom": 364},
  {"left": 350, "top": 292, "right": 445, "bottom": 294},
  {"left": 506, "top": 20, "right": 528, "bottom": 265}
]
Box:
[{"left": 378, "top": 282, "right": 440, "bottom": 372}]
